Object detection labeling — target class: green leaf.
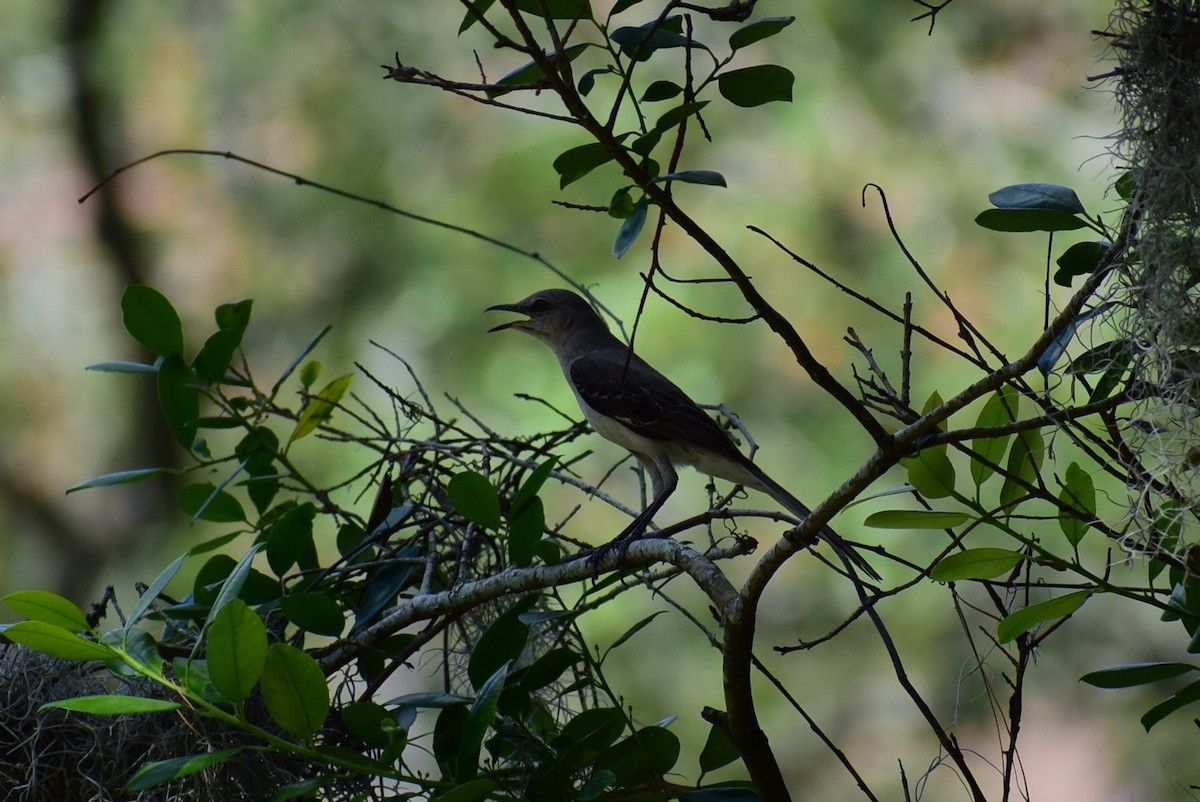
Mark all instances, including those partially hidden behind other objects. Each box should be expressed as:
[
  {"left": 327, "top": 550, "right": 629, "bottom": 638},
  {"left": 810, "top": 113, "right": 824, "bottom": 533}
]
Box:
[
  {"left": 280, "top": 592, "right": 345, "bottom": 637},
  {"left": 448, "top": 471, "right": 502, "bottom": 530},
  {"left": 123, "top": 553, "right": 186, "bottom": 630},
  {"left": 41, "top": 694, "right": 181, "bottom": 715},
  {"left": 717, "top": 65, "right": 794, "bottom": 107},
  {"left": 467, "top": 596, "right": 536, "bottom": 689},
  {"left": 653, "top": 100, "right": 710, "bottom": 133},
  {"left": 601, "top": 610, "right": 666, "bottom": 664},
  {"left": 1054, "top": 241, "right": 1111, "bottom": 287},
  {"left": 520, "top": 647, "right": 582, "bottom": 691},
  {"left": 204, "top": 543, "right": 266, "bottom": 631},
  {"left": 288, "top": 372, "right": 353, "bottom": 447},
  {"left": 1081, "top": 662, "right": 1199, "bottom": 689},
  {"left": 178, "top": 482, "right": 247, "bottom": 524},
  {"left": 437, "top": 779, "right": 499, "bottom": 802},
  {"left": 215, "top": 299, "right": 252, "bottom": 333},
  {"left": 679, "top": 783, "right": 762, "bottom": 802},
  {"left": 608, "top": 186, "right": 635, "bottom": 218},
  {"left": 641, "top": 80, "right": 682, "bottom": 102},
  {"left": 2, "top": 621, "right": 113, "bottom": 661},
  {"left": 611, "top": 17, "right": 695, "bottom": 61},
  {"left": 126, "top": 748, "right": 243, "bottom": 791},
  {"left": 487, "top": 43, "right": 591, "bottom": 98},
  {"left": 157, "top": 354, "right": 200, "bottom": 449},
  {"left": 613, "top": 198, "right": 649, "bottom": 258},
  {"left": 729, "top": 16, "right": 795, "bottom": 50},
  {"left": 930, "top": 548, "right": 1026, "bottom": 581},
  {"left": 1067, "top": 339, "right": 1131, "bottom": 375},
  {"left": 901, "top": 448, "right": 956, "bottom": 499},
  {"left": 996, "top": 590, "right": 1090, "bottom": 644},
  {"left": 4, "top": 590, "right": 90, "bottom": 631},
  {"left": 974, "top": 208, "right": 1086, "bottom": 233},
  {"left": 863, "top": 510, "right": 969, "bottom": 529},
  {"left": 1140, "top": 678, "right": 1200, "bottom": 731},
  {"left": 513, "top": 457, "right": 558, "bottom": 513},
  {"left": 193, "top": 328, "right": 243, "bottom": 384},
  {"left": 970, "top": 387, "right": 1018, "bottom": 488},
  {"left": 121, "top": 285, "right": 184, "bottom": 358},
  {"left": 85, "top": 360, "right": 158, "bottom": 374},
  {"left": 66, "top": 467, "right": 170, "bottom": 495},
  {"left": 456, "top": 660, "right": 511, "bottom": 780},
  {"left": 578, "top": 66, "right": 608, "bottom": 96},
  {"left": 508, "top": 495, "right": 545, "bottom": 567},
  {"left": 262, "top": 643, "right": 330, "bottom": 742},
  {"left": 655, "top": 170, "right": 727, "bottom": 187},
  {"left": 1114, "top": 170, "right": 1136, "bottom": 200},
  {"left": 552, "top": 138, "right": 627, "bottom": 188},
  {"left": 999, "top": 428, "right": 1044, "bottom": 509},
  {"left": 265, "top": 502, "right": 319, "bottom": 576},
  {"left": 1058, "top": 462, "right": 1096, "bottom": 547},
  {"left": 594, "top": 726, "right": 681, "bottom": 784},
  {"left": 207, "top": 599, "right": 268, "bottom": 703},
  {"left": 341, "top": 701, "right": 392, "bottom": 748},
  {"left": 698, "top": 721, "right": 741, "bottom": 773},
  {"left": 270, "top": 325, "right": 332, "bottom": 400},
  {"left": 988, "top": 183, "right": 1086, "bottom": 214}
]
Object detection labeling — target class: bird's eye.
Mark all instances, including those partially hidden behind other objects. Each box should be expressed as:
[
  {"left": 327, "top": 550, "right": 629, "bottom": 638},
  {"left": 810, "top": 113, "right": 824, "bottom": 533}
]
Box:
[{"left": 530, "top": 298, "right": 550, "bottom": 313}]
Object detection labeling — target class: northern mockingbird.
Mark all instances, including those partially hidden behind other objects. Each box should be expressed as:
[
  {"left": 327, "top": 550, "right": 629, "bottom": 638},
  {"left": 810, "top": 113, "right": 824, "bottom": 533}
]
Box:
[{"left": 487, "top": 288, "right": 879, "bottom": 580}]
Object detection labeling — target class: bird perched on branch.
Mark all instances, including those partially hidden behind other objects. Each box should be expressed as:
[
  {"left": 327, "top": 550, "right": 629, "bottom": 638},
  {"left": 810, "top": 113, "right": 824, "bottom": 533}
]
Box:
[{"left": 487, "top": 288, "right": 879, "bottom": 580}]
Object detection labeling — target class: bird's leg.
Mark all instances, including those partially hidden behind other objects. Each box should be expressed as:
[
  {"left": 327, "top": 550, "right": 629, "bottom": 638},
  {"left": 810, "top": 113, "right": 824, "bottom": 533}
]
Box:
[{"left": 588, "top": 457, "right": 676, "bottom": 577}]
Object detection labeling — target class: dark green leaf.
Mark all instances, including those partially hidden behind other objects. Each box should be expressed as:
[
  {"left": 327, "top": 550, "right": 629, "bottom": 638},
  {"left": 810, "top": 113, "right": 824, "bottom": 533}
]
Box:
[
  {"left": 1114, "top": 171, "right": 1136, "bottom": 200},
  {"left": 123, "top": 553, "right": 186, "bottom": 630},
  {"left": 448, "top": 471, "right": 502, "bottom": 530},
  {"left": 434, "top": 704, "right": 469, "bottom": 779},
  {"left": 698, "top": 721, "right": 741, "bottom": 773},
  {"left": 594, "top": 726, "right": 681, "bottom": 784},
  {"left": 353, "top": 553, "right": 418, "bottom": 632},
  {"left": 266, "top": 502, "right": 319, "bottom": 576},
  {"left": 85, "top": 360, "right": 158, "bottom": 374},
  {"left": 1058, "top": 462, "right": 1096, "bottom": 547},
  {"left": 508, "top": 495, "right": 545, "bottom": 567},
  {"left": 513, "top": 457, "right": 558, "bottom": 512},
  {"left": 1081, "top": 661, "right": 1199, "bottom": 689},
  {"left": 1141, "top": 678, "right": 1200, "bottom": 731},
  {"left": 193, "top": 328, "right": 242, "bottom": 384},
  {"left": 205, "top": 542, "right": 266, "bottom": 625},
  {"left": 553, "top": 141, "right": 619, "bottom": 189},
  {"left": 262, "top": 643, "right": 330, "bottom": 741},
  {"left": 988, "top": 183, "right": 1086, "bottom": 214},
  {"left": 863, "top": 510, "right": 969, "bottom": 529},
  {"left": 679, "top": 782, "right": 762, "bottom": 802},
  {"left": 2, "top": 621, "right": 113, "bottom": 661},
  {"left": 729, "top": 16, "right": 795, "bottom": 50},
  {"left": 456, "top": 660, "right": 511, "bottom": 779},
  {"left": 655, "top": 170, "right": 727, "bottom": 187},
  {"left": 1067, "top": 339, "right": 1131, "bottom": 375},
  {"left": 270, "top": 325, "right": 331, "bottom": 400},
  {"left": 970, "top": 387, "right": 1018, "bottom": 488},
  {"left": 520, "top": 647, "right": 582, "bottom": 691},
  {"left": 288, "top": 372, "right": 353, "bottom": 447},
  {"left": 999, "top": 428, "right": 1044, "bottom": 509},
  {"left": 66, "top": 467, "right": 169, "bottom": 495},
  {"left": 214, "top": 299, "right": 252, "bottom": 333},
  {"left": 157, "top": 355, "right": 200, "bottom": 449},
  {"left": 997, "top": 591, "right": 1090, "bottom": 643},
  {"left": 511, "top": 0, "right": 591, "bottom": 19},
  {"left": 437, "top": 779, "right": 498, "bottom": 802},
  {"left": 608, "top": 186, "right": 635, "bottom": 218},
  {"left": 1054, "top": 241, "right": 1111, "bottom": 287},
  {"left": 975, "top": 208, "right": 1087, "bottom": 233},
  {"left": 41, "top": 694, "right": 180, "bottom": 715},
  {"left": 487, "top": 43, "right": 591, "bottom": 98},
  {"left": 653, "top": 100, "right": 710, "bottom": 133},
  {"left": 280, "top": 592, "right": 345, "bottom": 637},
  {"left": 4, "top": 591, "right": 91, "bottom": 631},
  {"left": 178, "top": 483, "right": 247, "bottom": 524},
  {"left": 642, "top": 80, "right": 682, "bottom": 102},
  {"left": 930, "top": 548, "right": 1026, "bottom": 581},
  {"left": 610, "top": 0, "right": 644, "bottom": 13},
  {"left": 611, "top": 17, "right": 694, "bottom": 61},
  {"left": 467, "top": 596, "right": 537, "bottom": 689},
  {"left": 121, "top": 285, "right": 184, "bottom": 358},
  {"left": 341, "top": 701, "right": 392, "bottom": 747},
  {"left": 125, "top": 748, "right": 243, "bottom": 791},
  {"left": 578, "top": 66, "right": 608, "bottom": 96},
  {"left": 717, "top": 65, "right": 794, "bottom": 107},
  {"left": 386, "top": 691, "right": 473, "bottom": 709},
  {"left": 207, "top": 598, "right": 268, "bottom": 703},
  {"left": 602, "top": 610, "right": 666, "bottom": 663},
  {"left": 613, "top": 198, "right": 649, "bottom": 258}
]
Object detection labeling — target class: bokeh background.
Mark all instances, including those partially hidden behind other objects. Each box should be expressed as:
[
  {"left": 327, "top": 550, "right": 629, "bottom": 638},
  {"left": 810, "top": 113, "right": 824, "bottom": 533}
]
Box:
[{"left": 2, "top": 1, "right": 1194, "bottom": 799}]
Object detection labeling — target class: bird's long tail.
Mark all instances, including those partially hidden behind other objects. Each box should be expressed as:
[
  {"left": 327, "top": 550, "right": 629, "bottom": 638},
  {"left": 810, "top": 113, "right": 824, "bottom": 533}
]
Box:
[{"left": 748, "top": 468, "right": 881, "bottom": 582}]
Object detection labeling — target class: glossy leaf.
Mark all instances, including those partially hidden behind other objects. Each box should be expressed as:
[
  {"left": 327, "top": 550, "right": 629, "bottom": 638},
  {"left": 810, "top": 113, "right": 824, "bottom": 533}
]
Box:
[
  {"left": 85, "top": 360, "right": 158, "bottom": 374},
  {"left": 207, "top": 598, "right": 268, "bottom": 702},
  {"left": 679, "top": 783, "right": 762, "bottom": 802},
  {"left": 930, "top": 548, "right": 1025, "bottom": 581},
  {"left": 2, "top": 621, "right": 113, "bottom": 661},
  {"left": 178, "top": 482, "right": 247, "bottom": 524},
  {"left": 487, "top": 43, "right": 590, "bottom": 98},
  {"left": 205, "top": 543, "right": 265, "bottom": 629},
  {"left": 1058, "top": 462, "right": 1096, "bottom": 547},
  {"left": 123, "top": 553, "right": 186, "bottom": 630},
  {"left": 4, "top": 590, "right": 90, "bottom": 631},
  {"left": 508, "top": 495, "right": 544, "bottom": 567},
  {"left": 988, "top": 183, "right": 1086, "bottom": 213},
  {"left": 863, "top": 510, "right": 969, "bottom": 529},
  {"left": 448, "top": 471, "right": 502, "bottom": 530},
  {"left": 970, "top": 387, "right": 1018, "bottom": 488},
  {"left": 262, "top": 644, "right": 330, "bottom": 741},
  {"left": 1140, "top": 678, "right": 1200, "bottom": 731},
  {"left": 717, "top": 65, "right": 794, "bottom": 107},
  {"left": 121, "top": 284, "right": 184, "bottom": 358},
  {"left": 996, "top": 590, "right": 1090, "bottom": 643},
  {"left": 729, "top": 16, "right": 795, "bottom": 50},
  {"left": 157, "top": 355, "right": 200, "bottom": 449},
  {"left": 126, "top": 748, "right": 243, "bottom": 791},
  {"left": 456, "top": 660, "right": 511, "bottom": 780},
  {"left": 613, "top": 198, "right": 649, "bottom": 258},
  {"left": 42, "top": 694, "right": 180, "bottom": 714},
  {"left": 288, "top": 372, "right": 353, "bottom": 447},
  {"left": 655, "top": 170, "right": 727, "bottom": 187},
  {"left": 999, "top": 428, "right": 1044, "bottom": 509},
  {"left": 594, "top": 726, "right": 681, "bottom": 784},
  {"left": 341, "top": 701, "right": 392, "bottom": 748},
  {"left": 280, "top": 592, "right": 345, "bottom": 637},
  {"left": 975, "top": 208, "right": 1086, "bottom": 233},
  {"left": 1081, "top": 661, "right": 1199, "bottom": 689}
]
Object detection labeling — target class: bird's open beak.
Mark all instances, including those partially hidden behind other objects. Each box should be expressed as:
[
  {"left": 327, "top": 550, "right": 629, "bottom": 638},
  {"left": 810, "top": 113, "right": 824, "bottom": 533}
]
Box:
[{"left": 485, "top": 302, "right": 528, "bottom": 333}]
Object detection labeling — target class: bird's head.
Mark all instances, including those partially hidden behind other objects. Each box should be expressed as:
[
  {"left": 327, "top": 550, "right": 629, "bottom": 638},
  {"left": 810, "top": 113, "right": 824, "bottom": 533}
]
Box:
[{"left": 486, "top": 288, "right": 605, "bottom": 347}]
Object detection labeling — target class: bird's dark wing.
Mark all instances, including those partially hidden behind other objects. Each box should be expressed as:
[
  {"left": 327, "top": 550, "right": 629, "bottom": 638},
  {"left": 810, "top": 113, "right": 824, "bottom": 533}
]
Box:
[{"left": 568, "top": 350, "right": 743, "bottom": 458}]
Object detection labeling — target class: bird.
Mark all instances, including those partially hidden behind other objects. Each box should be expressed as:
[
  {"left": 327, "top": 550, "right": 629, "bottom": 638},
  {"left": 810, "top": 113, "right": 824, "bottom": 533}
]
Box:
[{"left": 486, "top": 288, "right": 880, "bottom": 580}]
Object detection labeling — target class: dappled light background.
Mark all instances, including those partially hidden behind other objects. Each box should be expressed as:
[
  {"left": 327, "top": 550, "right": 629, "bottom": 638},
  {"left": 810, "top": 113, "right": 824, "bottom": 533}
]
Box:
[{"left": 1, "top": 1, "right": 1191, "bottom": 798}]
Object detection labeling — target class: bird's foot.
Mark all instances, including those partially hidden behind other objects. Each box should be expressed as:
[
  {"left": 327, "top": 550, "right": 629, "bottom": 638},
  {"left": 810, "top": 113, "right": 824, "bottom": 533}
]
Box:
[{"left": 585, "top": 534, "right": 642, "bottom": 580}]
